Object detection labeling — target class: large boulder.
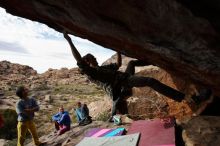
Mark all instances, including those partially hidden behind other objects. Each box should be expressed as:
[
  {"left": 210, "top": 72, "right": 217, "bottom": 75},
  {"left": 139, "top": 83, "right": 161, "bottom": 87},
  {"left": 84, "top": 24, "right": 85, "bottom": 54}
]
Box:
[
  {"left": 103, "top": 55, "right": 212, "bottom": 120},
  {"left": 126, "top": 65, "right": 211, "bottom": 120},
  {"left": 182, "top": 116, "right": 220, "bottom": 146}
]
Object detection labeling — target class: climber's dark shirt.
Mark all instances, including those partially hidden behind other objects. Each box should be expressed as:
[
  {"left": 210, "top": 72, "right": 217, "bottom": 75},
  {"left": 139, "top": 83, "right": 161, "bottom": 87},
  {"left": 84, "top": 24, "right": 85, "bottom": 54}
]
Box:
[{"left": 77, "top": 61, "right": 129, "bottom": 101}]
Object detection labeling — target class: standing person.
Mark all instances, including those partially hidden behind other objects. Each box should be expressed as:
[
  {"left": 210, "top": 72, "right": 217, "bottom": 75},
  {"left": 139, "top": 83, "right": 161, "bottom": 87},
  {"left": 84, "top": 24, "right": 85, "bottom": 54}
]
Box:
[
  {"left": 63, "top": 32, "right": 211, "bottom": 120},
  {"left": 74, "top": 102, "right": 92, "bottom": 126},
  {"left": 52, "top": 106, "right": 71, "bottom": 135},
  {"left": 15, "top": 86, "right": 44, "bottom": 146}
]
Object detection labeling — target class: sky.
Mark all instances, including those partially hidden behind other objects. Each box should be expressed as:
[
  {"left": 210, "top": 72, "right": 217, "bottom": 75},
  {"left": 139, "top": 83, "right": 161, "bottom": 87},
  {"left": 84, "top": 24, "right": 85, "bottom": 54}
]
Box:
[{"left": 0, "top": 8, "right": 115, "bottom": 73}]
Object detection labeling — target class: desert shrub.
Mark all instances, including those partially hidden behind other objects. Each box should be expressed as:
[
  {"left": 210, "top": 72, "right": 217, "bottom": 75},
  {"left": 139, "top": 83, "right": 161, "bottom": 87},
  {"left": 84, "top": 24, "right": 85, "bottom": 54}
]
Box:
[
  {"left": 0, "top": 109, "right": 17, "bottom": 140},
  {"left": 53, "top": 84, "right": 105, "bottom": 96},
  {"left": 34, "top": 84, "right": 49, "bottom": 91},
  {"left": 96, "top": 111, "right": 110, "bottom": 121}
]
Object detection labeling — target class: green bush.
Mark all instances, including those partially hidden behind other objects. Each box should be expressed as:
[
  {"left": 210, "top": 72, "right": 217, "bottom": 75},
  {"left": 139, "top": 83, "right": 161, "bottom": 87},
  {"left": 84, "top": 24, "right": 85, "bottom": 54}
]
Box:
[{"left": 0, "top": 109, "right": 17, "bottom": 140}]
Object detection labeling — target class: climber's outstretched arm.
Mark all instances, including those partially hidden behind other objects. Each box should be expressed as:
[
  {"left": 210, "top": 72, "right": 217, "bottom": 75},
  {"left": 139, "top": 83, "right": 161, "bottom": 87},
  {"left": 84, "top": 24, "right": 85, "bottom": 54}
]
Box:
[
  {"left": 63, "top": 32, "right": 82, "bottom": 63},
  {"left": 125, "top": 59, "right": 151, "bottom": 75}
]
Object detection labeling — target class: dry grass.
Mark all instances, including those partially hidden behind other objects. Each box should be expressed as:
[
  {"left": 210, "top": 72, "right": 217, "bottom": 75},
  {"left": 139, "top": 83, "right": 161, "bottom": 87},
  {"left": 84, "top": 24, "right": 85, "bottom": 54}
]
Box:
[{"left": 33, "top": 83, "right": 105, "bottom": 137}]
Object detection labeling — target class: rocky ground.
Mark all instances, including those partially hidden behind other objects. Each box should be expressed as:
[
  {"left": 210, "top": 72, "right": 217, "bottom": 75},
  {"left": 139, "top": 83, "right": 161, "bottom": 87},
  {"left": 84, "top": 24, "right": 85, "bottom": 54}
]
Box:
[{"left": 0, "top": 58, "right": 219, "bottom": 146}]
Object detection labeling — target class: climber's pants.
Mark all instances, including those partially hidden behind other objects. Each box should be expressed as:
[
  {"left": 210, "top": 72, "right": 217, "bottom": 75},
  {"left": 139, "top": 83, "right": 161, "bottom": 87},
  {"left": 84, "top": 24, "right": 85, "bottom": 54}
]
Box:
[
  {"left": 123, "top": 59, "right": 185, "bottom": 102},
  {"left": 17, "top": 120, "right": 41, "bottom": 146},
  {"left": 58, "top": 125, "right": 70, "bottom": 135},
  {"left": 127, "top": 76, "right": 185, "bottom": 102}
]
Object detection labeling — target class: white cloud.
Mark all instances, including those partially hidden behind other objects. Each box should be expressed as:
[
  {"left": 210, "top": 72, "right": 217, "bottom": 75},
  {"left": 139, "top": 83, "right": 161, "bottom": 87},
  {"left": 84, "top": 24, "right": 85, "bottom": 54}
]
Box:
[
  {"left": 0, "top": 40, "right": 29, "bottom": 53},
  {"left": 0, "top": 8, "right": 61, "bottom": 42},
  {"left": 0, "top": 8, "right": 115, "bottom": 73}
]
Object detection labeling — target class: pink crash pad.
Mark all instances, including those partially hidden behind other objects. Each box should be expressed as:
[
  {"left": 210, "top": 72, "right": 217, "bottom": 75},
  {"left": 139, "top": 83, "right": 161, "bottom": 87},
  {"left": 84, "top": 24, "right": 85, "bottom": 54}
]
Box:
[{"left": 127, "top": 118, "right": 175, "bottom": 146}]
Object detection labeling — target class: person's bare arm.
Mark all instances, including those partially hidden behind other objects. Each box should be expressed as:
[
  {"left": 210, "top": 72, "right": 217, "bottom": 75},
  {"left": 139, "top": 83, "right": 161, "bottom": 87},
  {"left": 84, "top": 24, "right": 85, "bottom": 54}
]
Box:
[
  {"left": 63, "top": 32, "right": 82, "bottom": 63},
  {"left": 116, "top": 52, "right": 122, "bottom": 67}
]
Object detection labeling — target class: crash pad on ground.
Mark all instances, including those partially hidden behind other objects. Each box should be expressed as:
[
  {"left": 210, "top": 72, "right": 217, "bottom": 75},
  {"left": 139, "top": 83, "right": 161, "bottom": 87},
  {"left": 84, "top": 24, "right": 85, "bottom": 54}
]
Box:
[
  {"left": 127, "top": 118, "right": 175, "bottom": 146},
  {"left": 77, "top": 133, "right": 140, "bottom": 146},
  {"left": 85, "top": 127, "right": 125, "bottom": 137}
]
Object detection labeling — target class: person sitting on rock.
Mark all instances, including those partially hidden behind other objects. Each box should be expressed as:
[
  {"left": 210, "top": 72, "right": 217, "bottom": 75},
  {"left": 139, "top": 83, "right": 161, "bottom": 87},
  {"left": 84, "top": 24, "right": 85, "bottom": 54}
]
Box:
[
  {"left": 52, "top": 106, "right": 71, "bottom": 135},
  {"left": 63, "top": 32, "right": 212, "bottom": 121},
  {"left": 74, "top": 102, "right": 92, "bottom": 126}
]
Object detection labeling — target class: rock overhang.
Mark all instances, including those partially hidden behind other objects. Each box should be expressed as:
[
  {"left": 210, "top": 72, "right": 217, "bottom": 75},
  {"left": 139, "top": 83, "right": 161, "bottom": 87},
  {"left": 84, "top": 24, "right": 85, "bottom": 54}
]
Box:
[{"left": 0, "top": 0, "right": 220, "bottom": 94}]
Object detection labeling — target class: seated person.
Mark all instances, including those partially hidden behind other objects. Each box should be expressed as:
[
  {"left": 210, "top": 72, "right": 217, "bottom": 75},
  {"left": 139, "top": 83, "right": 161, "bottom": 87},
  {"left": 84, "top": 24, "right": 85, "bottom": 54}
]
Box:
[
  {"left": 52, "top": 106, "right": 71, "bottom": 135},
  {"left": 74, "top": 102, "right": 92, "bottom": 126}
]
